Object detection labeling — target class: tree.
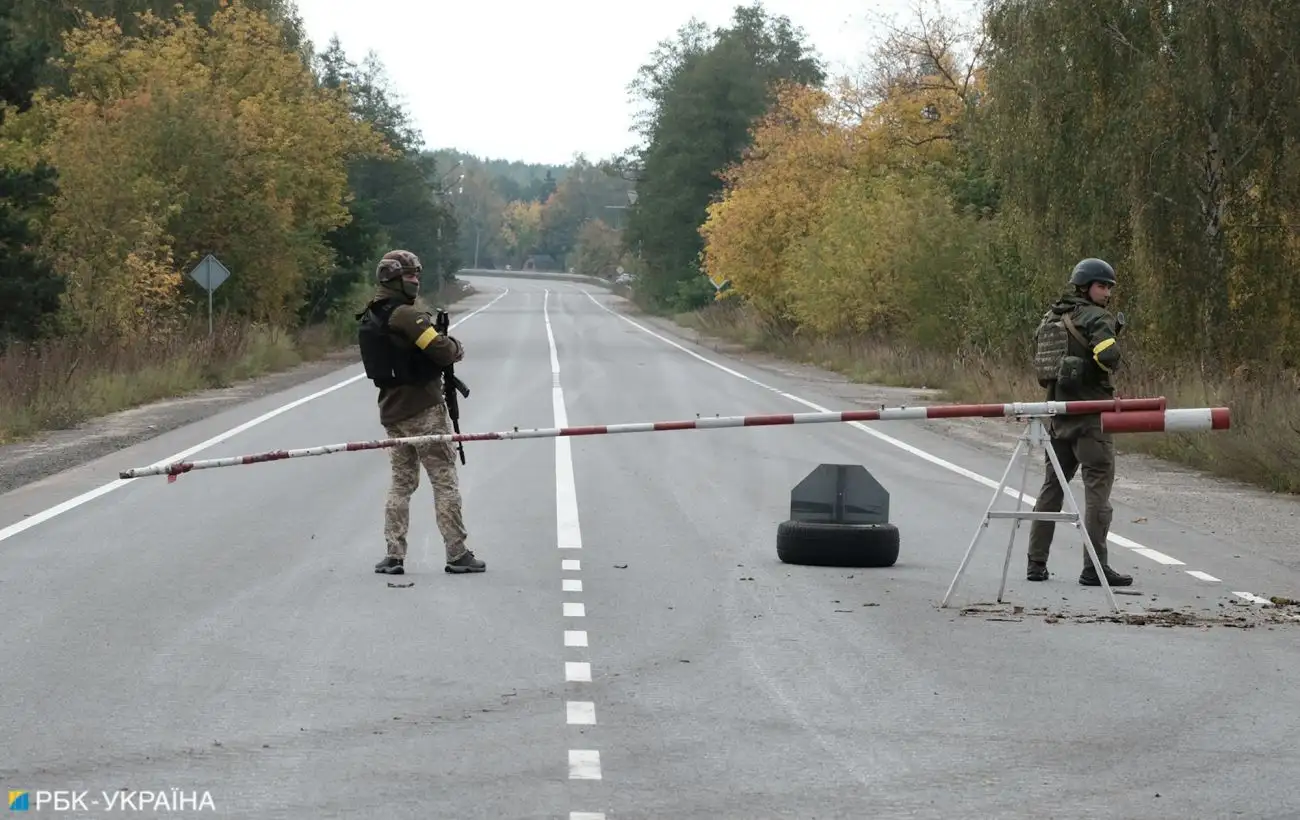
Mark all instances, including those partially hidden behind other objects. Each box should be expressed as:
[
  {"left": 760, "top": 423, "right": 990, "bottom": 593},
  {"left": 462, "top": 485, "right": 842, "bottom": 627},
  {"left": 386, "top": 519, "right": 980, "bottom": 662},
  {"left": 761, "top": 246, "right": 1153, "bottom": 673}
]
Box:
[
  {"left": 622, "top": 2, "right": 825, "bottom": 309},
  {"left": 1, "top": 4, "right": 387, "bottom": 336}
]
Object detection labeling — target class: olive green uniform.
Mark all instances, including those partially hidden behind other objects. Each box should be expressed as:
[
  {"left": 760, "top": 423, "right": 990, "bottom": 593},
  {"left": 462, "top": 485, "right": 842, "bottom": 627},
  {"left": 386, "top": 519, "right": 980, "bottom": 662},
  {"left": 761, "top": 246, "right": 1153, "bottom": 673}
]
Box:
[
  {"left": 358, "top": 254, "right": 484, "bottom": 575},
  {"left": 1026, "top": 293, "right": 1123, "bottom": 580}
]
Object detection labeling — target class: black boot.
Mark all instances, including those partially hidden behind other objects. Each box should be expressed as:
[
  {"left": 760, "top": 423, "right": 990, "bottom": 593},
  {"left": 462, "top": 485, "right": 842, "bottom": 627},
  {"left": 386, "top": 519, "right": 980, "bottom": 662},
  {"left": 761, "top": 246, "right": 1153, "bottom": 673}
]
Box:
[
  {"left": 1079, "top": 564, "right": 1132, "bottom": 587},
  {"left": 374, "top": 557, "right": 404, "bottom": 575},
  {"left": 445, "top": 550, "right": 486, "bottom": 574},
  {"left": 1027, "top": 561, "right": 1049, "bottom": 582}
]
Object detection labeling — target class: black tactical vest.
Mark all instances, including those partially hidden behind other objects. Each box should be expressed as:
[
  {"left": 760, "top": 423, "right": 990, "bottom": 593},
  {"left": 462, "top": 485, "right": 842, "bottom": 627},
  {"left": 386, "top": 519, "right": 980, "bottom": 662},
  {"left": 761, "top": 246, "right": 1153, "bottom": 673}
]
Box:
[{"left": 357, "top": 299, "right": 440, "bottom": 389}]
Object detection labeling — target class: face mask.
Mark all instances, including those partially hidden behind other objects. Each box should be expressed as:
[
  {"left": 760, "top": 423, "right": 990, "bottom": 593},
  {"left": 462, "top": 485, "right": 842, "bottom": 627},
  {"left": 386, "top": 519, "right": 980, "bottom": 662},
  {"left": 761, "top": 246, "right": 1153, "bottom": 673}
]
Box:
[{"left": 400, "top": 279, "right": 420, "bottom": 300}]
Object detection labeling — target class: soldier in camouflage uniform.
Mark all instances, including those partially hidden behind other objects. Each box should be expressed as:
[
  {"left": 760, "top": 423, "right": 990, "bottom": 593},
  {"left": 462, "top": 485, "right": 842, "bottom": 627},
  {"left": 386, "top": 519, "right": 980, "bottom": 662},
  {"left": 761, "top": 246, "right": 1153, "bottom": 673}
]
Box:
[
  {"left": 1026, "top": 258, "right": 1132, "bottom": 587},
  {"left": 356, "top": 250, "right": 485, "bottom": 576}
]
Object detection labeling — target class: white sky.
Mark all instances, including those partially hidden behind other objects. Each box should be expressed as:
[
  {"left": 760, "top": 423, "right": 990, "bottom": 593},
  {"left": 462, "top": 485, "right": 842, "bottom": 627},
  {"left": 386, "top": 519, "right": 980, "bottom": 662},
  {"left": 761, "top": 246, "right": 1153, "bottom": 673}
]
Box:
[{"left": 293, "top": 0, "right": 983, "bottom": 166}]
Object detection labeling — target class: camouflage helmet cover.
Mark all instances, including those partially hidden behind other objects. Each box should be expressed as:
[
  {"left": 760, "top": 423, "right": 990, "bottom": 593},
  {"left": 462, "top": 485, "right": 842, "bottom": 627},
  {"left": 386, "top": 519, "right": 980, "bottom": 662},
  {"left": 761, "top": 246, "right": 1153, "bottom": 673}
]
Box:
[{"left": 376, "top": 249, "right": 422, "bottom": 282}]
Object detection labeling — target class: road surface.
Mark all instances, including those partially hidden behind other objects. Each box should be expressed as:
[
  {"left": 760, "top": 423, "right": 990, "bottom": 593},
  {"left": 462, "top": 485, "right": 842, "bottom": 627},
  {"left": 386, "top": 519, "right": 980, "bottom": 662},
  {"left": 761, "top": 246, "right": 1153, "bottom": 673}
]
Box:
[{"left": 2, "top": 274, "right": 1298, "bottom": 819}]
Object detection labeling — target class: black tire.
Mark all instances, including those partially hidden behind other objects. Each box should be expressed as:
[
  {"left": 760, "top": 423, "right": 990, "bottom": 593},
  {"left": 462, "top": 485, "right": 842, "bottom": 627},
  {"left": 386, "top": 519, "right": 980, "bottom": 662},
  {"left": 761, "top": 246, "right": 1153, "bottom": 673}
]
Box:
[{"left": 776, "top": 519, "right": 900, "bottom": 568}]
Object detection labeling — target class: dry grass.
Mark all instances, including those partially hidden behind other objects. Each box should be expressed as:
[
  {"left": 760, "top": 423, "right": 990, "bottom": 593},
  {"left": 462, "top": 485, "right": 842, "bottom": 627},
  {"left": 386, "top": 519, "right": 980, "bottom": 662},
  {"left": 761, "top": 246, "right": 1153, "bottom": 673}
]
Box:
[
  {"left": 676, "top": 301, "right": 1300, "bottom": 495},
  {"left": 0, "top": 278, "right": 473, "bottom": 444}
]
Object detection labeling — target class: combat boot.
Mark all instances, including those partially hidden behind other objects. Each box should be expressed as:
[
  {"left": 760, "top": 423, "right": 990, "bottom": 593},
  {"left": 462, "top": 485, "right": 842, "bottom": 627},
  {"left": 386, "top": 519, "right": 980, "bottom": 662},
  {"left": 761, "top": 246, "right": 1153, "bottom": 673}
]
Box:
[
  {"left": 1027, "top": 561, "right": 1049, "bottom": 582},
  {"left": 374, "top": 557, "right": 404, "bottom": 575},
  {"left": 1079, "top": 564, "right": 1132, "bottom": 587},
  {"left": 445, "top": 550, "right": 486, "bottom": 574}
]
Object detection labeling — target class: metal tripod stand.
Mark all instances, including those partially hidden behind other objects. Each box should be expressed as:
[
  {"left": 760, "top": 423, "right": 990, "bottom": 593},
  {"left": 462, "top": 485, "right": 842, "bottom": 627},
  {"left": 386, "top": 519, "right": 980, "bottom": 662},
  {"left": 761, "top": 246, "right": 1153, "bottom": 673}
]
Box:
[{"left": 940, "top": 414, "right": 1120, "bottom": 614}]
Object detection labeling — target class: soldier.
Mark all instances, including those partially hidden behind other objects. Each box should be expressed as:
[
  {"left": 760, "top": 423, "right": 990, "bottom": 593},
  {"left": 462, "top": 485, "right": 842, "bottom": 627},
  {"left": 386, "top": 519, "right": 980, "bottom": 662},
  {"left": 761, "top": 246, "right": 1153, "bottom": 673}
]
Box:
[
  {"left": 356, "top": 250, "right": 485, "bottom": 576},
  {"left": 1026, "top": 258, "right": 1132, "bottom": 587}
]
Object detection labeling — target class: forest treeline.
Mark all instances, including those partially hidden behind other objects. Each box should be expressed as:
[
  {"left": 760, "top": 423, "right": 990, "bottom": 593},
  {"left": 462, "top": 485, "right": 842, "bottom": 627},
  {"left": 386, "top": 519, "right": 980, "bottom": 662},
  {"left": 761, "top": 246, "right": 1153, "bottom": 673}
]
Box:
[
  {"left": 0, "top": 0, "right": 471, "bottom": 438},
  {"left": 477, "top": 0, "right": 1300, "bottom": 490}
]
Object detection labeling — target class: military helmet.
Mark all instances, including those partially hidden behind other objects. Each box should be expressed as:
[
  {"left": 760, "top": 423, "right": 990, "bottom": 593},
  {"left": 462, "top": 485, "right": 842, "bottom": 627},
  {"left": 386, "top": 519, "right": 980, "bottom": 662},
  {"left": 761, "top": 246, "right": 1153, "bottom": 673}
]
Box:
[
  {"left": 376, "top": 249, "right": 422, "bottom": 282},
  {"left": 1069, "top": 258, "right": 1117, "bottom": 288}
]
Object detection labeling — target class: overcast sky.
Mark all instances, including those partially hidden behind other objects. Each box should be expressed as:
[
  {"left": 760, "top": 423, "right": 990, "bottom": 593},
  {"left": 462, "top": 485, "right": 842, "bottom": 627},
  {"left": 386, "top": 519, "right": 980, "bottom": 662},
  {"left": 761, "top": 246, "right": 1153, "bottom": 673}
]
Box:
[{"left": 292, "top": 0, "right": 983, "bottom": 166}]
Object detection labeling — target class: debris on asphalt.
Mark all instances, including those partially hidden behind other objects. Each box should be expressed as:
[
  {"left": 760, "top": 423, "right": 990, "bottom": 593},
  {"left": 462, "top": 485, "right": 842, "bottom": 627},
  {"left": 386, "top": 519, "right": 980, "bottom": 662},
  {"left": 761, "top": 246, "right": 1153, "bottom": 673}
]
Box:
[
  {"left": 955, "top": 600, "right": 1300, "bottom": 629},
  {"left": 387, "top": 582, "right": 414, "bottom": 589}
]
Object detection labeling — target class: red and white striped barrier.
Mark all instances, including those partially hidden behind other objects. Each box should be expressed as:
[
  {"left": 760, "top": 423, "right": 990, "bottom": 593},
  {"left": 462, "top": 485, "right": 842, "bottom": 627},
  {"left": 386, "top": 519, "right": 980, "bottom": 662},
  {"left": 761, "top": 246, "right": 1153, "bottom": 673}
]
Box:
[
  {"left": 116, "top": 396, "right": 1230, "bottom": 481},
  {"left": 1099, "top": 408, "right": 1231, "bottom": 433}
]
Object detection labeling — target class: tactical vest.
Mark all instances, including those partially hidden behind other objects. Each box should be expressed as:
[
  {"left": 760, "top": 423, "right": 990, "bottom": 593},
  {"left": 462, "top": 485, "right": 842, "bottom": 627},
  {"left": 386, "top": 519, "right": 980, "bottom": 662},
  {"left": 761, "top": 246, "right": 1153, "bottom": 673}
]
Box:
[
  {"left": 357, "top": 299, "right": 441, "bottom": 389},
  {"left": 1032, "top": 307, "right": 1091, "bottom": 390}
]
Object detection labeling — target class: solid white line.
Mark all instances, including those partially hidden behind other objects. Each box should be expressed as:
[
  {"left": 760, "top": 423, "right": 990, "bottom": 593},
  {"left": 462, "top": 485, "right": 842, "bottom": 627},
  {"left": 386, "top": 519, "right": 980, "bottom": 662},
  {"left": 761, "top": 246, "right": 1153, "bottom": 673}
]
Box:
[
  {"left": 568, "top": 750, "right": 602, "bottom": 780},
  {"left": 563, "top": 579, "right": 583, "bottom": 592},
  {"left": 571, "top": 813, "right": 607, "bottom": 820},
  {"left": 566, "top": 661, "right": 592, "bottom": 682},
  {"left": 0, "top": 287, "right": 512, "bottom": 545},
  {"left": 564, "top": 602, "right": 586, "bottom": 617},
  {"left": 1186, "top": 570, "right": 1221, "bottom": 582},
  {"left": 567, "top": 701, "right": 597, "bottom": 725},
  {"left": 565, "top": 630, "right": 588, "bottom": 647},
  {"left": 579, "top": 289, "right": 1214, "bottom": 578},
  {"left": 545, "top": 290, "right": 584, "bottom": 551},
  {"left": 562, "top": 559, "right": 581, "bottom": 571}
]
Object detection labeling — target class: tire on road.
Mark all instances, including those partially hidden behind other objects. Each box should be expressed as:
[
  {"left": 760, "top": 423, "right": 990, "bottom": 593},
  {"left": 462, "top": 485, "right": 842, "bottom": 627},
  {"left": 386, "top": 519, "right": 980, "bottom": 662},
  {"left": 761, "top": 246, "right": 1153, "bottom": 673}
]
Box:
[{"left": 776, "top": 519, "right": 900, "bottom": 568}]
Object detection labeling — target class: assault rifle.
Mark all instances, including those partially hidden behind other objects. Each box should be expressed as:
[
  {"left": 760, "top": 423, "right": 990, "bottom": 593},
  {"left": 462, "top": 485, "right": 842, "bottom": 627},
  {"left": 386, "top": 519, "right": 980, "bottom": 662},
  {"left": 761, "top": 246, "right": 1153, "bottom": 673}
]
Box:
[{"left": 433, "top": 308, "right": 470, "bottom": 464}]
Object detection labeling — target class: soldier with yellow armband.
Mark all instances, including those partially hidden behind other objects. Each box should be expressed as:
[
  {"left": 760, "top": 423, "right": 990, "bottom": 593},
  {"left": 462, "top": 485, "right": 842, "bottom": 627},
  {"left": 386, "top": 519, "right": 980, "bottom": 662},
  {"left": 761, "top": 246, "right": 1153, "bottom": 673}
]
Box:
[
  {"left": 356, "top": 250, "right": 485, "bottom": 576},
  {"left": 1026, "top": 258, "right": 1130, "bottom": 588}
]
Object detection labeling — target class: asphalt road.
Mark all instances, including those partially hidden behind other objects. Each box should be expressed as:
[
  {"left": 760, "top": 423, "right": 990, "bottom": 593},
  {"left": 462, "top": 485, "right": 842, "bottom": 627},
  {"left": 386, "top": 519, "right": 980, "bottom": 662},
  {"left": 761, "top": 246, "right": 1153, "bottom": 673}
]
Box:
[{"left": 2, "top": 275, "right": 1298, "bottom": 820}]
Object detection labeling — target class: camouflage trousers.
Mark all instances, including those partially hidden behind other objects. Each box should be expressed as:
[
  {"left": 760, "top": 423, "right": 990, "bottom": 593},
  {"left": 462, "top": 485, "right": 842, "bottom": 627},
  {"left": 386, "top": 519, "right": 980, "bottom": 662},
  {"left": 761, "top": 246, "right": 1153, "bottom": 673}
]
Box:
[
  {"left": 382, "top": 402, "right": 469, "bottom": 562},
  {"left": 1026, "top": 428, "right": 1116, "bottom": 572}
]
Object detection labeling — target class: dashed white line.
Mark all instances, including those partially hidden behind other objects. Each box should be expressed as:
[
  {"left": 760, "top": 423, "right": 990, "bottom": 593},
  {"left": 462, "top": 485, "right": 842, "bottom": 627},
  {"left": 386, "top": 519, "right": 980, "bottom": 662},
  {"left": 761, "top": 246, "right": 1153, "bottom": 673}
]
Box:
[
  {"left": 581, "top": 288, "right": 1274, "bottom": 603},
  {"left": 567, "top": 701, "right": 597, "bottom": 725},
  {"left": 1186, "top": 570, "right": 1221, "bottom": 582},
  {"left": 546, "top": 290, "right": 606, "bottom": 800},
  {"left": 1233, "top": 591, "right": 1272, "bottom": 605},
  {"left": 568, "top": 750, "right": 602, "bottom": 780},
  {"left": 1131, "top": 547, "right": 1185, "bottom": 566}
]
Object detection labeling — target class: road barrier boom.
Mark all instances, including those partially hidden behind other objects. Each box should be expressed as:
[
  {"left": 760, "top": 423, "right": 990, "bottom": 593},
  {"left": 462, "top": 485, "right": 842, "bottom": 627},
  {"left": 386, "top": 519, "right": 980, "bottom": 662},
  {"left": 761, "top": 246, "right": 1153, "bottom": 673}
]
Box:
[{"left": 116, "top": 396, "right": 1231, "bottom": 481}]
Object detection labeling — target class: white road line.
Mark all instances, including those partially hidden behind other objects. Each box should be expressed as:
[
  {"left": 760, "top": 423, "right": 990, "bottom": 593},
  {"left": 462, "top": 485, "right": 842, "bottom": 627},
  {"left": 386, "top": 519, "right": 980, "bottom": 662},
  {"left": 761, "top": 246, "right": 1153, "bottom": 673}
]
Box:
[
  {"left": 1233, "top": 591, "right": 1272, "bottom": 605},
  {"left": 546, "top": 290, "right": 583, "bottom": 551},
  {"left": 0, "top": 288, "right": 512, "bottom": 545},
  {"left": 580, "top": 289, "right": 1258, "bottom": 594},
  {"left": 546, "top": 290, "right": 605, "bottom": 805},
  {"left": 1131, "top": 547, "right": 1185, "bottom": 566},
  {"left": 568, "top": 750, "right": 602, "bottom": 780},
  {"left": 567, "top": 701, "right": 597, "bottom": 725},
  {"left": 571, "top": 813, "right": 607, "bottom": 820},
  {"left": 1186, "top": 570, "right": 1221, "bottom": 582}
]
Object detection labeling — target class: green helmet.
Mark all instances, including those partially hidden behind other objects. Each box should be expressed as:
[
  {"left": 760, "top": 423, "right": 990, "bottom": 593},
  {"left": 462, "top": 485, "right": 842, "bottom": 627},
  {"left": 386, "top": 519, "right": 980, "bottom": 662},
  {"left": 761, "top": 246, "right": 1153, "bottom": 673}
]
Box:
[
  {"left": 376, "top": 249, "right": 422, "bottom": 282},
  {"left": 1069, "top": 258, "right": 1116, "bottom": 288}
]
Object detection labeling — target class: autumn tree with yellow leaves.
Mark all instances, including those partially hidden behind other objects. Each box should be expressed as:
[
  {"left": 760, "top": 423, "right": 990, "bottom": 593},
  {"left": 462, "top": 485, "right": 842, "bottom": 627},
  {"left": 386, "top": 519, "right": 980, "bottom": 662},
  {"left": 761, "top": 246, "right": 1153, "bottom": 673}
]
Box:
[{"left": 2, "top": 3, "right": 387, "bottom": 338}]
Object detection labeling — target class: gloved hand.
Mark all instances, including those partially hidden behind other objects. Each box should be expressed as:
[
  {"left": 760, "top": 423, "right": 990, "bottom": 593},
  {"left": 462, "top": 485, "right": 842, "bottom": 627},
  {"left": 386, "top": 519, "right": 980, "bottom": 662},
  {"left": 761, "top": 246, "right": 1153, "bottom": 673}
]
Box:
[
  {"left": 449, "top": 336, "right": 465, "bottom": 362},
  {"left": 1115, "top": 311, "right": 1127, "bottom": 335}
]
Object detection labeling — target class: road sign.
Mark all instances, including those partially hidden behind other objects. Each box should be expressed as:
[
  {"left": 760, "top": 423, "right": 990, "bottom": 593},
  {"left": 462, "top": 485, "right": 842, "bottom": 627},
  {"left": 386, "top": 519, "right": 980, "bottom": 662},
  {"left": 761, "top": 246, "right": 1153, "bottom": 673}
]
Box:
[{"left": 188, "top": 254, "right": 231, "bottom": 335}]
